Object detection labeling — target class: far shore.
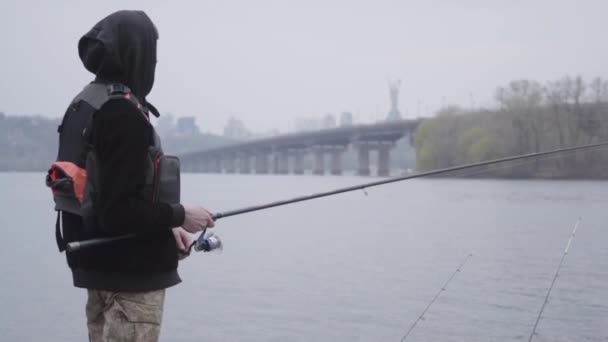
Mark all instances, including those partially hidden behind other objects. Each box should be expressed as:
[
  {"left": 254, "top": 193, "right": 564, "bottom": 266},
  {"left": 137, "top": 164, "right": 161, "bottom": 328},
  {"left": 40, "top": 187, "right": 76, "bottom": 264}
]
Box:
[{"left": 2, "top": 169, "right": 607, "bottom": 181}]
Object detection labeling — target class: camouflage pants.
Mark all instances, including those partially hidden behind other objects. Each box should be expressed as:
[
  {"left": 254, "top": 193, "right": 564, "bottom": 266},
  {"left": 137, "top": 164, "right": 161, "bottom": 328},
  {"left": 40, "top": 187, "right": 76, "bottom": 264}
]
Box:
[{"left": 86, "top": 289, "right": 165, "bottom": 342}]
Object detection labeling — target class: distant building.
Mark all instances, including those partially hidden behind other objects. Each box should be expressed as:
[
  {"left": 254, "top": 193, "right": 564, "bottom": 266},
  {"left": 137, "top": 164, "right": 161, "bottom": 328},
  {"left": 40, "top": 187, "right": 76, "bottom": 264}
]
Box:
[
  {"left": 155, "top": 114, "right": 175, "bottom": 136},
  {"left": 340, "top": 112, "right": 354, "bottom": 126},
  {"left": 223, "top": 116, "right": 251, "bottom": 140},
  {"left": 294, "top": 118, "right": 321, "bottom": 132},
  {"left": 176, "top": 116, "right": 200, "bottom": 136},
  {"left": 321, "top": 114, "right": 336, "bottom": 129}
]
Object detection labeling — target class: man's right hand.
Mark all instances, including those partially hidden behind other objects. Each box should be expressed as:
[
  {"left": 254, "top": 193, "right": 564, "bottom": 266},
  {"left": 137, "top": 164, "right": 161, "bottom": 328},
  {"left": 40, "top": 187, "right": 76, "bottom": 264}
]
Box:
[{"left": 182, "top": 206, "right": 215, "bottom": 233}]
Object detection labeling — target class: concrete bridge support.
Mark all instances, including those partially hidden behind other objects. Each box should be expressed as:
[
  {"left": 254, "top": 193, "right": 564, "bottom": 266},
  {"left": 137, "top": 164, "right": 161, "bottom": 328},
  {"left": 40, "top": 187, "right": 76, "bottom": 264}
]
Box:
[
  {"left": 273, "top": 150, "right": 289, "bottom": 174},
  {"left": 239, "top": 153, "right": 251, "bottom": 173},
  {"left": 356, "top": 145, "right": 371, "bottom": 176},
  {"left": 254, "top": 151, "right": 269, "bottom": 174},
  {"left": 355, "top": 141, "right": 395, "bottom": 176},
  {"left": 291, "top": 149, "right": 305, "bottom": 175},
  {"left": 272, "top": 153, "right": 279, "bottom": 173},
  {"left": 223, "top": 154, "right": 237, "bottom": 173},
  {"left": 311, "top": 145, "right": 346, "bottom": 175},
  {"left": 312, "top": 146, "right": 325, "bottom": 175},
  {"left": 377, "top": 143, "right": 393, "bottom": 177},
  {"left": 329, "top": 146, "right": 346, "bottom": 175},
  {"left": 197, "top": 158, "right": 209, "bottom": 173},
  {"left": 210, "top": 156, "right": 222, "bottom": 173},
  {"left": 183, "top": 159, "right": 195, "bottom": 173}
]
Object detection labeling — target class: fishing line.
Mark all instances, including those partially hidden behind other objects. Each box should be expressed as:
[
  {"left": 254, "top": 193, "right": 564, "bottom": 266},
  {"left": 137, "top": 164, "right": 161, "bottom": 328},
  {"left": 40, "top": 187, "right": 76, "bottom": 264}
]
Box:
[
  {"left": 399, "top": 253, "right": 473, "bottom": 342},
  {"left": 397, "top": 152, "right": 582, "bottom": 340},
  {"left": 66, "top": 141, "right": 608, "bottom": 252},
  {"left": 527, "top": 217, "right": 582, "bottom": 342}
]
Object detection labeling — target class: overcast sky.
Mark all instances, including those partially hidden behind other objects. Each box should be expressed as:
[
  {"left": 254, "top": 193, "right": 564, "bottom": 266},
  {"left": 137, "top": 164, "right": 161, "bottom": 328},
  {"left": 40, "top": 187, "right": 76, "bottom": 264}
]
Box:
[{"left": 0, "top": 0, "right": 606, "bottom": 134}]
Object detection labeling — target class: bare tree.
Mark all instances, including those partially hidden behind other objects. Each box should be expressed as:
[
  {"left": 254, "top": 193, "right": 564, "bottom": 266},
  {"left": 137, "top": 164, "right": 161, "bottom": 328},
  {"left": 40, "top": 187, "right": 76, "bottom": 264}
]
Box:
[{"left": 416, "top": 76, "right": 608, "bottom": 178}]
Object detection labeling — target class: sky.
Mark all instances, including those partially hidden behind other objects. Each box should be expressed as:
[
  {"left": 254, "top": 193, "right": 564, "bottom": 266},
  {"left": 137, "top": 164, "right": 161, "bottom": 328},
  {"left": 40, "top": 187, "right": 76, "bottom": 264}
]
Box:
[{"left": 0, "top": 0, "right": 606, "bottom": 135}]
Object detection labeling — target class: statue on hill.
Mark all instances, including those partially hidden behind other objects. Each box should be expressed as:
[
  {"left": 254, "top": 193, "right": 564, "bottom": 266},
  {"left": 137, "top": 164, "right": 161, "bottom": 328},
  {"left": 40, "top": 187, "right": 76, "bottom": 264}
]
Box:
[{"left": 387, "top": 79, "right": 402, "bottom": 121}]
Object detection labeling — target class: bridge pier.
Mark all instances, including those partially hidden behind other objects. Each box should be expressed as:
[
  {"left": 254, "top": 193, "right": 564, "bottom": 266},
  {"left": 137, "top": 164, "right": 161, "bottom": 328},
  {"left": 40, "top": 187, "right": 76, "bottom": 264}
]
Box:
[
  {"left": 312, "top": 146, "right": 325, "bottom": 175},
  {"left": 184, "top": 159, "right": 195, "bottom": 173},
  {"left": 311, "top": 145, "right": 346, "bottom": 175},
  {"left": 292, "top": 149, "right": 305, "bottom": 174},
  {"left": 197, "top": 157, "right": 209, "bottom": 173},
  {"left": 273, "top": 150, "right": 289, "bottom": 174},
  {"left": 209, "top": 156, "right": 221, "bottom": 173},
  {"left": 272, "top": 152, "right": 279, "bottom": 173},
  {"left": 329, "top": 146, "right": 346, "bottom": 175},
  {"left": 377, "top": 142, "right": 394, "bottom": 177},
  {"left": 356, "top": 144, "right": 371, "bottom": 176},
  {"left": 355, "top": 141, "right": 395, "bottom": 176},
  {"left": 223, "top": 153, "right": 237, "bottom": 173},
  {"left": 238, "top": 153, "right": 251, "bottom": 173},
  {"left": 254, "top": 151, "right": 270, "bottom": 174}
]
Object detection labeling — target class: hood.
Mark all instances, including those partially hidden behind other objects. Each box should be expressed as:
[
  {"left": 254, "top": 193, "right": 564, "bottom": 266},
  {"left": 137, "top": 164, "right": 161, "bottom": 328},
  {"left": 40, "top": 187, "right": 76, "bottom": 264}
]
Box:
[{"left": 78, "top": 10, "right": 158, "bottom": 103}]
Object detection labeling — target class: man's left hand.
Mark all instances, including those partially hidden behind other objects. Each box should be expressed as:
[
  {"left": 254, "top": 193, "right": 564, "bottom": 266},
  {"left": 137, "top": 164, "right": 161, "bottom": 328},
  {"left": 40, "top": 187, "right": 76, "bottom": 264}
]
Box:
[{"left": 172, "top": 227, "right": 193, "bottom": 260}]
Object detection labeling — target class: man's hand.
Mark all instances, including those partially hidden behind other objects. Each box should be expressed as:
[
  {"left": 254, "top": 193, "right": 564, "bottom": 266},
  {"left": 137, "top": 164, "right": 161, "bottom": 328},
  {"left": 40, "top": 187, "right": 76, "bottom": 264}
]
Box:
[
  {"left": 182, "top": 206, "right": 215, "bottom": 233},
  {"left": 172, "top": 227, "right": 193, "bottom": 260}
]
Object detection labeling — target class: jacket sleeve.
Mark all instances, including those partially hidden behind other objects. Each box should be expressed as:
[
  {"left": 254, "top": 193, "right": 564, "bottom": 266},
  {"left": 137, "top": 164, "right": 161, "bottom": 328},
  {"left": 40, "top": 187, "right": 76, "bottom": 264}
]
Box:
[{"left": 92, "top": 99, "right": 185, "bottom": 235}]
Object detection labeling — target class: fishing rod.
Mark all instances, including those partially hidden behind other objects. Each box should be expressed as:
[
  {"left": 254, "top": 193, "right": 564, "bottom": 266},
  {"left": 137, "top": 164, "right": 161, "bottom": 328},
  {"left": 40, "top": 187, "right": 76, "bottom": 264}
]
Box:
[
  {"left": 66, "top": 141, "right": 608, "bottom": 253},
  {"left": 399, "top": 253, "right": 472, "bottom": 342},
  {"left": 528, "top": 217, "right": 582, "bottom": 342}
]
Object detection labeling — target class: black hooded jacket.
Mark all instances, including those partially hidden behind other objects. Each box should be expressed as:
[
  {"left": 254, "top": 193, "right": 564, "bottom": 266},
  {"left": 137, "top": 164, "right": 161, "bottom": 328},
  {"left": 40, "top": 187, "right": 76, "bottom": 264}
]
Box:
[
  {"left": 79, "top": 10, "right": 158, "bottom": 105},
  {"left": 63, "top": 10, "right": 184, "bottom": 291}
]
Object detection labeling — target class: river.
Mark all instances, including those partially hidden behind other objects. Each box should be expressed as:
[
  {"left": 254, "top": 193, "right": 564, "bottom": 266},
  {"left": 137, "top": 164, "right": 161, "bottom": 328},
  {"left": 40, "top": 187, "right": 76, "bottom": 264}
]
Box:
[{"left": 0, "top": 173, "right": 606, "bottom": 341}]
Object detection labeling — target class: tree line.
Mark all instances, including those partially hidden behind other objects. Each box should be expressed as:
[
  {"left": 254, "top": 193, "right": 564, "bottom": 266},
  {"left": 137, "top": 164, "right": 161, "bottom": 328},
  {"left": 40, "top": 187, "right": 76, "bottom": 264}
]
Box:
[
  {"left": 0, "top": 113, "right": 59, "bottom": 171},
  {"left": 0, "top": 112, "right": 232, "bottom": 171},
  {"left": 414, "top": 76, "right": 608, "bottom": 178}
]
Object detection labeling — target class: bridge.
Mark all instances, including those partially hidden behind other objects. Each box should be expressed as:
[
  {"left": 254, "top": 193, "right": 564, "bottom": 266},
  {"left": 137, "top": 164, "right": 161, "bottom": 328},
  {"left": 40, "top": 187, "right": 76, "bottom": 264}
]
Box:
[{"left": 180, "top": 119, "right": 420, "bottom": 176}]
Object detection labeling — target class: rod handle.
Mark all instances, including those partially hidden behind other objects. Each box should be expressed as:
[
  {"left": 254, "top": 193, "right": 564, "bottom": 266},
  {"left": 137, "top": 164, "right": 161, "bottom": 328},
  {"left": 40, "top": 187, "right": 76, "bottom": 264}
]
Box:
[{"left": 66, "top": 234, "right": 136, "bottom": 253}]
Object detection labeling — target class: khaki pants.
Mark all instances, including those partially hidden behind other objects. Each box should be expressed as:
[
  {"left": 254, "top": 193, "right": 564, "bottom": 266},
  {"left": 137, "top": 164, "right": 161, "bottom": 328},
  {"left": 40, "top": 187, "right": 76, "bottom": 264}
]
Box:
[{"left": 86, "top": 289, "right": 165, "bottom": 342}]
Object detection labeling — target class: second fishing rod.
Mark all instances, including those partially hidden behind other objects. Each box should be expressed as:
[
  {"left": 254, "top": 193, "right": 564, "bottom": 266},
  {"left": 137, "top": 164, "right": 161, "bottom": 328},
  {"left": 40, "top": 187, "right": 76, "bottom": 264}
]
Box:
[{"left": 66, "top": 140, "right": 608, "bottom": 253}]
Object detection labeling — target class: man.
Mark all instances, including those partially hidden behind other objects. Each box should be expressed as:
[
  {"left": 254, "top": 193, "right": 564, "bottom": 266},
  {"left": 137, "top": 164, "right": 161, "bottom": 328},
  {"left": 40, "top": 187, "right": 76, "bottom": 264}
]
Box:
[{"left": 51, "top": 10, "right": 214, "bottom": 341}]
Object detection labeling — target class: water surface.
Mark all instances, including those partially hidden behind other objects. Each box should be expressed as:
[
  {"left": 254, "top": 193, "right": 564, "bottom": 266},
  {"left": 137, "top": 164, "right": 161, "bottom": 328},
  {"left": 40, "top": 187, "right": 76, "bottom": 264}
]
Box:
[{"left": 1, "top": 173, "right": 606, "bottom": 341}]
